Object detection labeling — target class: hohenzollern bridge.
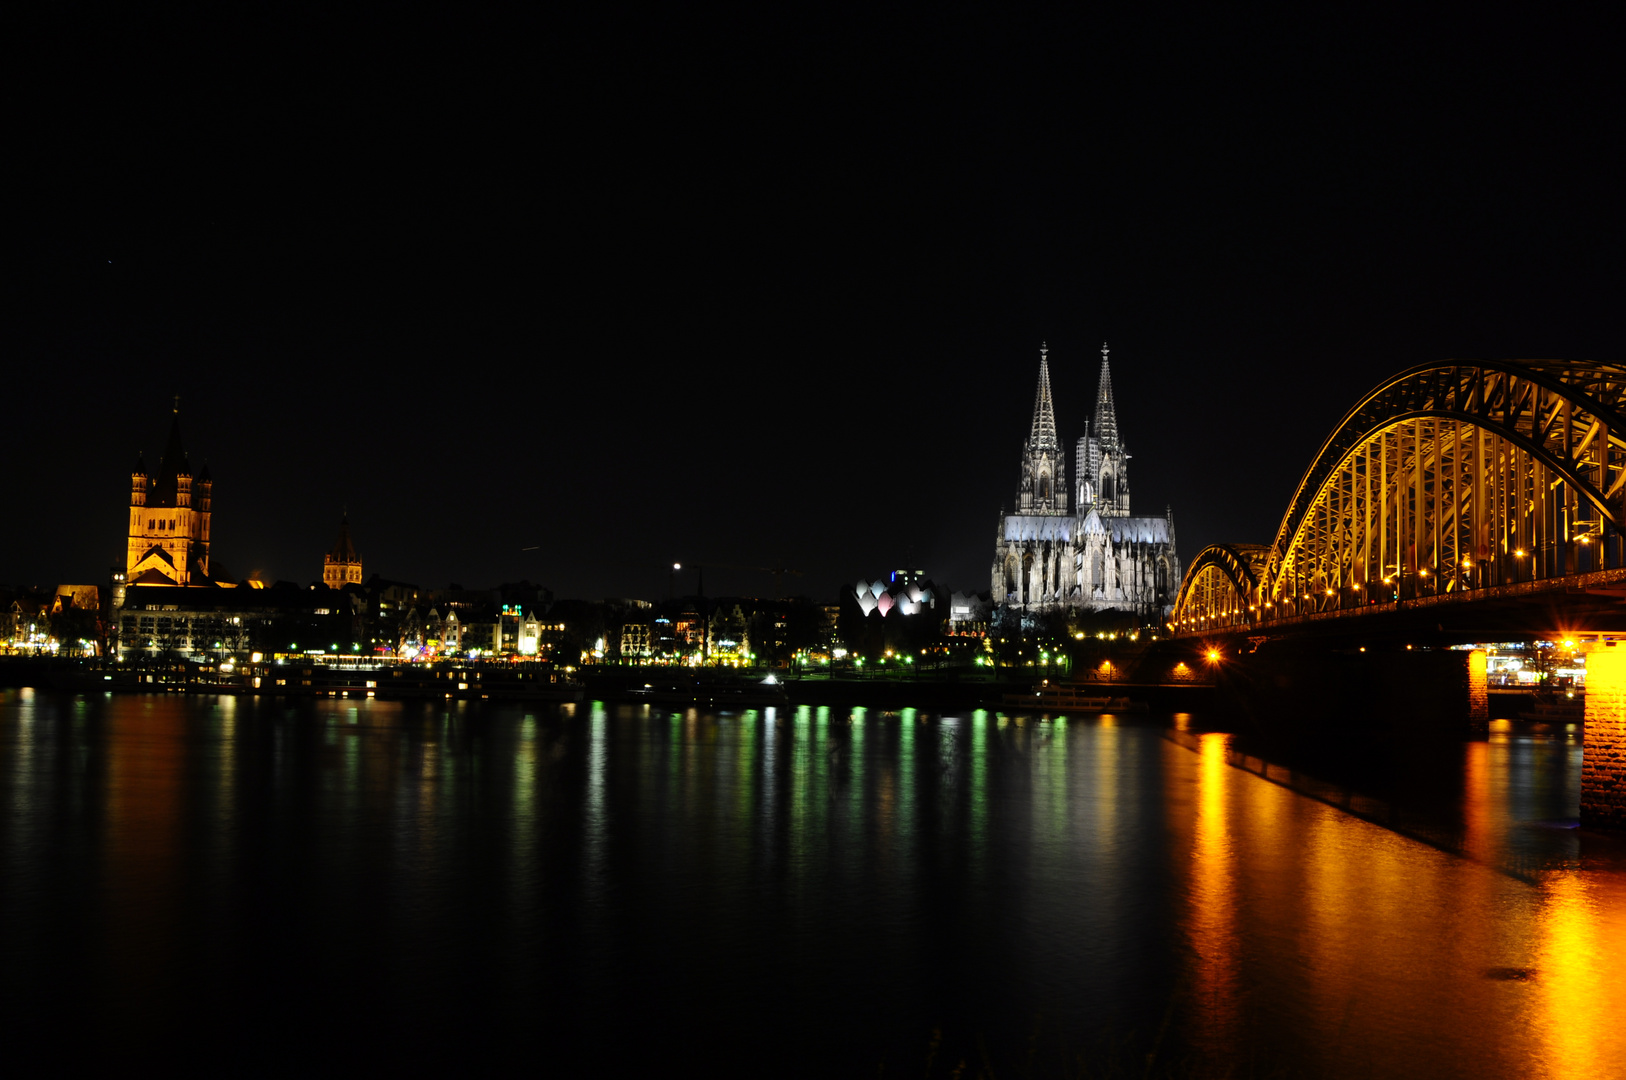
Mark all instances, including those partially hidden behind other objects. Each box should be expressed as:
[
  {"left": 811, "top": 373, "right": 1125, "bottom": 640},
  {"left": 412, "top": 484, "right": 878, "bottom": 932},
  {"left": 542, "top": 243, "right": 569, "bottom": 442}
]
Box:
[{"left": 1168, "top": 359, "right": 1626, "bottom": 827}]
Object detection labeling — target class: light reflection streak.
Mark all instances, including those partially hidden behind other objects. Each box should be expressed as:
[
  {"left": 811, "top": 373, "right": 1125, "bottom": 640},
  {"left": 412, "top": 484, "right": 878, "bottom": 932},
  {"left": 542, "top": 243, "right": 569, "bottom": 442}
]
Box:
[
  {"left": 970, "top": 710, "right": 988, "bottom": 874},
  {"left": 102, "top": 698, "right": 186, "bottom": 1040},
  {"left": 1533, "top": 872, "right": 1626, "bottom": 1075},
  {"left": 584, "top": 704, "right": 609, "bottom": 905},
  {"left": 1186, "top": 732, "right": 1238, "bottom": 1055}
]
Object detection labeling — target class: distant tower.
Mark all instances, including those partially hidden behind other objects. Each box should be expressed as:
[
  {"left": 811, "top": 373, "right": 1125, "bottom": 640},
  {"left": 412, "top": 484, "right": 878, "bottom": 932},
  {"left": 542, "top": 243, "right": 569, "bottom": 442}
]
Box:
[
  {"left": 1015, "top": 343, "right": 1069, "bottom": 515},
  {"left": 125, "top": 402, "right": 212, "bottom": 587},
  {"left": 323, "top": 516, "right": 363, "bottom": 589}
]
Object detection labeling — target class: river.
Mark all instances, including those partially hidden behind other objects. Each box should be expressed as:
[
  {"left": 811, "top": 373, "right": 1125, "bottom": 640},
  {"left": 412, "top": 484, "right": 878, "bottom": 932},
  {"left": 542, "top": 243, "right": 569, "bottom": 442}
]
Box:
[{"left": 2, "top": 689, "right": 1623, "bottom": 1076}]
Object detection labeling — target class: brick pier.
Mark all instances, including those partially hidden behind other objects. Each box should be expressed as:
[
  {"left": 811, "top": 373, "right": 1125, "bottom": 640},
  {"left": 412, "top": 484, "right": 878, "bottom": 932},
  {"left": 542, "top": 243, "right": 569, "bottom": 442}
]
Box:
[{"left": 1582, "top": 643, "right": 1626, "bottom": 828}]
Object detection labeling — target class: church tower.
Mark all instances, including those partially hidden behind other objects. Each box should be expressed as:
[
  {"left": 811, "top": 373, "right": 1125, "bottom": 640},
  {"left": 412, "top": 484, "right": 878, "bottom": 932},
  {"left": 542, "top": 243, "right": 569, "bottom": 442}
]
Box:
[
  {"left": 1016, "top": 344, "right": 1068, "bottom": 515},
  {"left": 1076, "top": 343, "right": 1131, "bottom": 517},
  {"left": 323, "top": 516, "right": 363, "bottom": 589},
  {"left": 125, "top": 404, "right": 212, "bottom": 587}
]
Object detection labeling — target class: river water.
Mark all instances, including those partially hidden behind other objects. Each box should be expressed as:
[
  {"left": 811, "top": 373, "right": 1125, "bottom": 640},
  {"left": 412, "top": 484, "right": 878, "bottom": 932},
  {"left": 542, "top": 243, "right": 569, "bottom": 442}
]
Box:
[{"left": 2, "top": 689, "right": 1623, "bottom": 1077}]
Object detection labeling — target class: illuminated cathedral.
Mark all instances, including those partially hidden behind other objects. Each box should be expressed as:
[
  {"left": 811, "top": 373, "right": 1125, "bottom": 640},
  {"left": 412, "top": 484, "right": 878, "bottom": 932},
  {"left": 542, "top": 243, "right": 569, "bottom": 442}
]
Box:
[
  {"left": 992, "top": 344, "right": 1181, "bottom": 617},
  {"left": 125, "top": 406, "right": 214, "bottom": 587}
]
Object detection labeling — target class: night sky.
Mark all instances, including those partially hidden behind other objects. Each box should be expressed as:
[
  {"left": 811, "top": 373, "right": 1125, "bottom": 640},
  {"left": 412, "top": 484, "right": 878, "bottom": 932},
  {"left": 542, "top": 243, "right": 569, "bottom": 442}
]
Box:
[{"left": 12, "top": 8, "right": 1620, "bottom": 602}]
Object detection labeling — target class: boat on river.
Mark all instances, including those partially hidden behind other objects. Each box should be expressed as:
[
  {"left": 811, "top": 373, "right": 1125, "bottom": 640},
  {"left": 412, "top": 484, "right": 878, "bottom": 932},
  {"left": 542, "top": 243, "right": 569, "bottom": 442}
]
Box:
[
  {"left": 626, "top": 672, "right": 790, "bottom": 708},
  {"left": 1516, "top": 691, "right": 1585, "bottom": 724}
]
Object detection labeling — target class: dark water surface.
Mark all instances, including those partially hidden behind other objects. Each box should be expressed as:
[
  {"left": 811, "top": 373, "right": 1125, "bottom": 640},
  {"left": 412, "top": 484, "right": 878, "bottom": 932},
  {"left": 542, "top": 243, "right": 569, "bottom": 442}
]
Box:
[{"left": 3, "top": 690, "right": 1624, "bottom": 1076}]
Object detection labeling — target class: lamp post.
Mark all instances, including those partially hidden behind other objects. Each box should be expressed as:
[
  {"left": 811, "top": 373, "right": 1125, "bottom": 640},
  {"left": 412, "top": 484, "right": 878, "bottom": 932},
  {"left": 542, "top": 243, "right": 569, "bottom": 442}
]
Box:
[{"left": 670, "top": 562, "right": 681, "bottom": 600}]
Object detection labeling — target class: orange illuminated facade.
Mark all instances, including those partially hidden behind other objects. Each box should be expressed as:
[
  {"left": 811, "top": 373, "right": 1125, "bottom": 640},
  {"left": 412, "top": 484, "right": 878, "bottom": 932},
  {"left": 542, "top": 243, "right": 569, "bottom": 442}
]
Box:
[
  {"left": 125, "top": 410, "right": 212, "bottom": 587},
  {"left": 323, "top": 516, "right": 363, "bottom": 589}
]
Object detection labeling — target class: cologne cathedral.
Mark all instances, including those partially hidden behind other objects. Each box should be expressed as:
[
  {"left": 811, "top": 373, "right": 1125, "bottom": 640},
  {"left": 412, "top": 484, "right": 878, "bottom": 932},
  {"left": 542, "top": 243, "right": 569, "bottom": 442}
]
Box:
[{"left": 991, "top": 344, "right": 1181, "bottom": 617}]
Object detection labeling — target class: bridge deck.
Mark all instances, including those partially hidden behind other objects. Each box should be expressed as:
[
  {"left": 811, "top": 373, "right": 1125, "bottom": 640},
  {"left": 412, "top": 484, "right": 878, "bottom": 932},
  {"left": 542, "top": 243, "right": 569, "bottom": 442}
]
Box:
[{"left": 1177, "top": 565, "right": 1626, "bottom": 641}]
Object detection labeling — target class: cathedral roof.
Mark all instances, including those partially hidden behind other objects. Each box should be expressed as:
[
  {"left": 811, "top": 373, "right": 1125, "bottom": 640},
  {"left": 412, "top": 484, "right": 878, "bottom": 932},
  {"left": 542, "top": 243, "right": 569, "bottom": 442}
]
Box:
[
  {"left": 1003, "top": 514, "right": 1073, "bottom": 542},
  {"left": 1107, "top": 516, "right": 1173, "bottom": 544},
  {"left": 1093, "top": 342, "right": 1120, "bottom": 447},
  {"left": 148, "top": 416, "right": 192, "bottom": 508},
  {"left": 1028, "top": 343, "right": 1059, "bottom": 451},
  {"left": 329, "top": 516, "right": 360, "bottom": 563}
]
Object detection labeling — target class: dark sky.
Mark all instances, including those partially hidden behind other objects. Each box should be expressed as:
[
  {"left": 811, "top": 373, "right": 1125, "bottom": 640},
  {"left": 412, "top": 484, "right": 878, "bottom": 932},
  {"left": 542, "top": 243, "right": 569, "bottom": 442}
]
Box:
[{"left": 11, "top": 8, "right": 1620, "bottom": 602}]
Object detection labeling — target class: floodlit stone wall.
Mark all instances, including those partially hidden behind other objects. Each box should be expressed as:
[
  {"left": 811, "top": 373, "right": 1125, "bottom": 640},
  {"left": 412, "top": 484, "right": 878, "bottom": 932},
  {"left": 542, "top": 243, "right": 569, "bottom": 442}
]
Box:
[{"left": 1581, "top": 643, "right": 1626, "bottom": 828}]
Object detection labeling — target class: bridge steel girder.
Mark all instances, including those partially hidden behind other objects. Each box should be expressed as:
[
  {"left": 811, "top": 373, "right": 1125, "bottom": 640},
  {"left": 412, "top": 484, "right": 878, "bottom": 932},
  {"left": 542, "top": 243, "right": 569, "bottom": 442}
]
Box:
[
  {"left": 1170, "top": 543, "right": 1271, "bottom": 635},
  {"left": 1172, "top": 360, "right": 1626, "bottom": 633}
]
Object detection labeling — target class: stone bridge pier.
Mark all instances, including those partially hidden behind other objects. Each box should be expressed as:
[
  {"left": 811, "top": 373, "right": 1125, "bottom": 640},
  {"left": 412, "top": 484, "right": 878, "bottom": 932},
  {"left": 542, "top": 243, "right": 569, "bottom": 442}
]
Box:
[{"left": 1582, "top": 642, "right": 1626, "bottom": 828}]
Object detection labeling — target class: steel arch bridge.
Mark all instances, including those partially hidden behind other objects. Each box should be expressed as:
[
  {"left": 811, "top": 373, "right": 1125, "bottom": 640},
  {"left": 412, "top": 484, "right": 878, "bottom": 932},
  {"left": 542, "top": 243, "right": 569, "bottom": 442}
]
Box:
[{"left": 1172, "top": 359, "right": 1626, "bottom": 634}]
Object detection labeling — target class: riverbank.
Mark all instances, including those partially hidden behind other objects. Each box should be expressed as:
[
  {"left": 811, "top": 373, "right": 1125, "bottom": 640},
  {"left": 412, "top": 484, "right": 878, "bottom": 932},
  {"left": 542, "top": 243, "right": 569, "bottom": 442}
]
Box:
[{"left": 0, "top": 655, "right": 1216, "bottom": 712}]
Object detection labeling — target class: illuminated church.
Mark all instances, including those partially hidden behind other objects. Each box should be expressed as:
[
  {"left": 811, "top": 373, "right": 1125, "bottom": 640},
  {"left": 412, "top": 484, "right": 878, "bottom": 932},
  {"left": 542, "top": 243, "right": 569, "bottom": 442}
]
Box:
[
  {"left": 323, "top": 516, "right": 363, "bottom": 588},
  {"left": 125, "top": 407, "right": 215, "bottom": 587},
  {"left": 991, "top": 344, "right": 1181, "bottom": 617}
]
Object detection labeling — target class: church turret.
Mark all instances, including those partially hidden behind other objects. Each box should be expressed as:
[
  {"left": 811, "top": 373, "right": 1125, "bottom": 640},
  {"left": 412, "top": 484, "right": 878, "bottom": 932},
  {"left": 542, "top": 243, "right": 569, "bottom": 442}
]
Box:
[
  {"left": 1015, "top": 343, "right": 1068, "bottom": 515},
  {"left": 323, "top": 515, "right": 364, "bottom": 589},
  {"left": 197, "top": 463, "right": 212, "bottom": 513},
  {"left": 131, "top": 455, "right": 149, "bottom": 507}
]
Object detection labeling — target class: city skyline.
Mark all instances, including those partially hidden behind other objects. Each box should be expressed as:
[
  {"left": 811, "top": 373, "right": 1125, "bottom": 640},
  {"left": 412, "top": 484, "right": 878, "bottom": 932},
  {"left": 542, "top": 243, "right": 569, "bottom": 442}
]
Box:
[{"left": 13, "top": 9, "right": 1618, "bottom": 601}]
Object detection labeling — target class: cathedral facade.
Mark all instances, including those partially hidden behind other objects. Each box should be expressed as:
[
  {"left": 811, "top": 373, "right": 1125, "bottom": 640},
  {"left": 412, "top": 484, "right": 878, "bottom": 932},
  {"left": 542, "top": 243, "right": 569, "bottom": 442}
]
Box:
[{"left": 991, "top": 344, "right": 1181, "bottom": 618}]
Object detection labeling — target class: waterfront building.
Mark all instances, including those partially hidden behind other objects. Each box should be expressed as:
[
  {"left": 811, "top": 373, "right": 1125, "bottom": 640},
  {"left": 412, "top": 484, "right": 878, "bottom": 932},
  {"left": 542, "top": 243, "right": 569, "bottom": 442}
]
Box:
[
  {"left": 991, "top": 344, "right": 1181, "bottom": 616},
  {"left": 322, "top": 517, "right": 363, "bottom": 589},
  {"left": 619, "top": 622, "right": 651, "bottom": 659}
]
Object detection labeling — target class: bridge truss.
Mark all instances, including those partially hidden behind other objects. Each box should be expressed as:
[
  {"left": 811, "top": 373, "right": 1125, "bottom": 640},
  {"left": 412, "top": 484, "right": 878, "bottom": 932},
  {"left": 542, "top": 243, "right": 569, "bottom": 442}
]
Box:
[{"left": 1173, "top": 360, "right": 1626, "bottom": 633}]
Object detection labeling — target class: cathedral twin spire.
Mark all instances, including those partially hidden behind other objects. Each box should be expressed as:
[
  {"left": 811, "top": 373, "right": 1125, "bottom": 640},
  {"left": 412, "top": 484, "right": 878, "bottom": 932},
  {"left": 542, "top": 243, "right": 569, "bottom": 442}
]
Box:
[
  {"left": 1026, "top": 340, "right": 1118, "bottom": 448},
  {"left": 1029, "top": 342, "right": 1059, "bottom": 451},
  {"left": 1016, "top": 340, "right": 1129, "bottom": 518},
  {"left": 1092, "top": 342, "right": 1119, "bottom": 447}
]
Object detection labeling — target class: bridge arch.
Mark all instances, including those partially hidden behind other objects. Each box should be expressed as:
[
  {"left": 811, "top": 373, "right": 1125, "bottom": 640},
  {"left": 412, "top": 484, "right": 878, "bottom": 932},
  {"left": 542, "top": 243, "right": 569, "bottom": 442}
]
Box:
[
  {"left": 1173, "top": 360, "right": 1626, "bottom": 629},
  {"left": 1171, "top": 543, "right": 1271, "bottom": 633}
]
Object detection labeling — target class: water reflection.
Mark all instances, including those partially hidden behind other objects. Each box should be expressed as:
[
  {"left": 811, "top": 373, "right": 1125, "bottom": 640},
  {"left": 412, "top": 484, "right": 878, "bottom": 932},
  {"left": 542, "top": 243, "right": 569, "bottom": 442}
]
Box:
[
  {"left": 1534, "top": 871, "right": 1626, "bottom": 1075},
  {"left": 1, "top": 690, "right": 1624, "bottom": 1076},
  {"left": 1186, "top": 733, "right": 1237, "bottom": 1056}
]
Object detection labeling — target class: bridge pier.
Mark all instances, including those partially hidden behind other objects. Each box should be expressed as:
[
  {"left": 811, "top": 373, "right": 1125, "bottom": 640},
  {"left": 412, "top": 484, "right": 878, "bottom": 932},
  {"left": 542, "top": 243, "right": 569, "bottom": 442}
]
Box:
[
  {"left": 1212, "top": 645, "right": 1488, "bottom": 741},
  {"left": 1582, "top": 643, "right": 1626, "bottom": 828}
]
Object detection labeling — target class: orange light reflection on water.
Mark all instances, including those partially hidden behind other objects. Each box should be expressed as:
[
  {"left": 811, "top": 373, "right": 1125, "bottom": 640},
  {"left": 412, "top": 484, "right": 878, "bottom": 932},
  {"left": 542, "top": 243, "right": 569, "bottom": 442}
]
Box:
[
  {"left": 1186, "top": 732, "right": 1237, "bottom": 1054},
  {"left": 1532, "top": 870, "right": 1626, "bottom": 1076}
]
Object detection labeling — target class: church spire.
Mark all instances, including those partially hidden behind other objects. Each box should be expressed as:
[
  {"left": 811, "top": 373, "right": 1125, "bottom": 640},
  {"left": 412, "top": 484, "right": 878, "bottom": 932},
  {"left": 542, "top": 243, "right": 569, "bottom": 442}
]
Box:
[
  {"left": 1093, "top": 342, "right": 1119, "bottom": 447},
  {"left": 1029, "top": 342, "right": 1059, "bottom": 451}
]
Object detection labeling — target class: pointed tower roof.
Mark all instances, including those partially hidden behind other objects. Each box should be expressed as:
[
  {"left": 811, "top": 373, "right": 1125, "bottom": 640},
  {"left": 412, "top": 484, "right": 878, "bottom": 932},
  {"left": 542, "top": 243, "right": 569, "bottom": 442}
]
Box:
[
  {"left": 1028, "top": 342, "right": 1059, "bottom": 451},
  {"left": 1093, "top": 342, "right": 1119, "bottom": 447},
  {"left": 149, "top": 415, "right": 190, "bottom": 507},
  {"left": 329, "top": 516, "right": 360, "bottom": 562}
]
